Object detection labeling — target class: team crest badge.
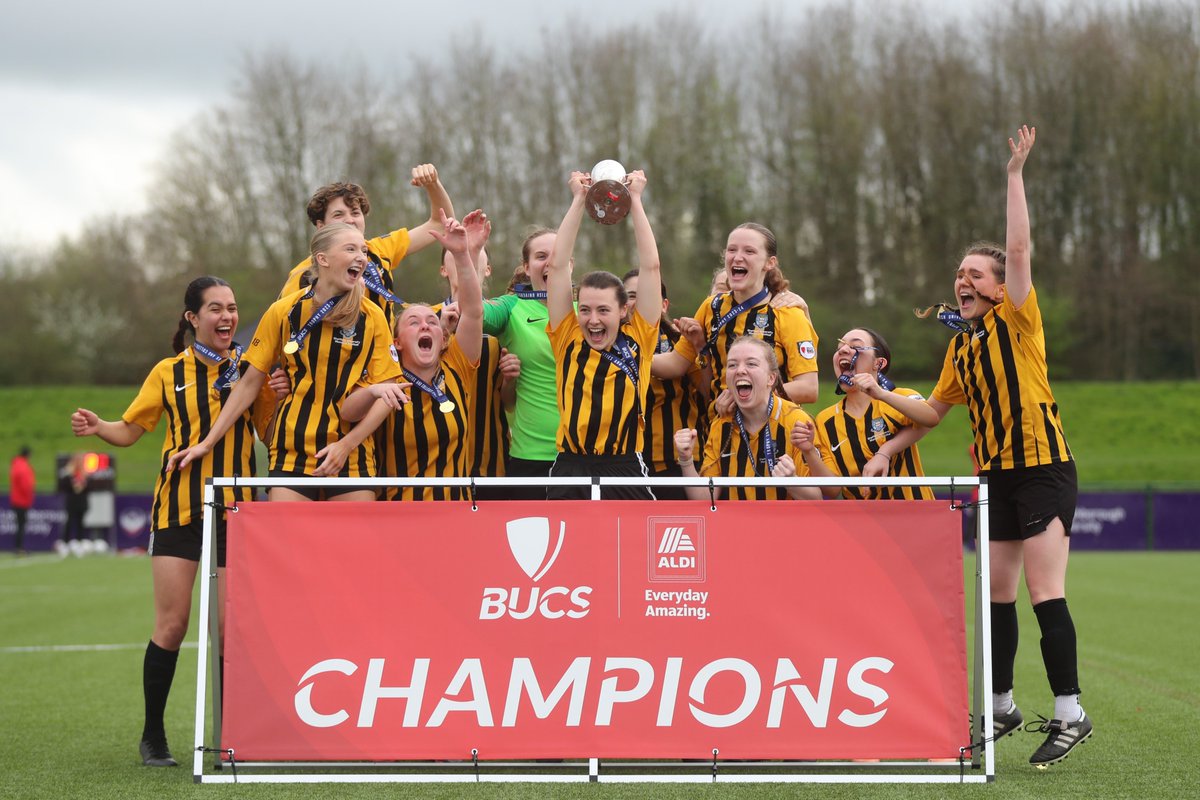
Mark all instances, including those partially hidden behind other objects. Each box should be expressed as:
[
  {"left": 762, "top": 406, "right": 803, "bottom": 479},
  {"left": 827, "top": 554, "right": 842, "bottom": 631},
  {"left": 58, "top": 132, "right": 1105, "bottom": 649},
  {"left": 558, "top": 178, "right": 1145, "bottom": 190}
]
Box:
[{"left": 798, "top": 340, "right": 816, "bottom": 359}]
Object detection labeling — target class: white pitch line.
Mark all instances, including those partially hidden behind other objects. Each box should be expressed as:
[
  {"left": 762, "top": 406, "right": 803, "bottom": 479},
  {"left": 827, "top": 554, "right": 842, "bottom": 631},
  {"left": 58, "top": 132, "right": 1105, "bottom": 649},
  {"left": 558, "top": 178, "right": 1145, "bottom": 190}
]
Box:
[{"left": 1, "top": 642, "right": 198, "bottom": 654}]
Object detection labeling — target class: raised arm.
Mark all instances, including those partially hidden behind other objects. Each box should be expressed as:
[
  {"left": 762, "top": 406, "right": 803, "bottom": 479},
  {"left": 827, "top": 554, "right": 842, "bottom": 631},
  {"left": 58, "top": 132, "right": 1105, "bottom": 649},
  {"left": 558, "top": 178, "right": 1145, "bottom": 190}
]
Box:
[
  {"left": 626, "top": 171, "right": 662, "bottom": 325},
  {"left": 547, "top": 171, "right": 589, "bottom": 328},
  {"left": 433, "top": 209, "right": 487, "bottom": 365},
  {"left": 406, "top": 163, "right": 455, "bottom": 255},
  {"left": 1004, "top": 125, "right": 1035, "bottom": 308}
]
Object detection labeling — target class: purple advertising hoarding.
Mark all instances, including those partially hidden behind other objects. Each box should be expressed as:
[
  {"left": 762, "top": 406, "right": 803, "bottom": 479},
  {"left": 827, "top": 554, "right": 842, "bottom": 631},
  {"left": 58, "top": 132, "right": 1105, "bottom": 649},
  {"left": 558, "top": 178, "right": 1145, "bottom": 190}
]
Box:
[
  {"left": 0, "top": 496, "right": 66, "bottom": 552},
  {"left": 5, "top": 492, "right": 1200, "bottom": 552},
  {"left": 1069, "top": 492, "right": 1148, "bottom": 551},
  {"left": 1, "top": 494, "right": 151, "bottom": 553},
  {"left": 1152, "top": 494, "right": 1200, "bottom": 550}
]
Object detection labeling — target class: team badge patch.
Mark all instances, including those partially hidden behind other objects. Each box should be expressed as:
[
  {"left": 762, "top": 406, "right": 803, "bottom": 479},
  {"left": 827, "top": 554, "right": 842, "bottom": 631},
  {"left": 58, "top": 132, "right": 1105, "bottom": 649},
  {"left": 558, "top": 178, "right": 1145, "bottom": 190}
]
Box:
[
  {"left": 871, "top": 418, "right": 887, "bottom": 433},
  {"left": 798, "top": 340, "right": 816, "bottom": 359},
  {"left": 389, "top": 344, "right": 400, "bottom": 363}
]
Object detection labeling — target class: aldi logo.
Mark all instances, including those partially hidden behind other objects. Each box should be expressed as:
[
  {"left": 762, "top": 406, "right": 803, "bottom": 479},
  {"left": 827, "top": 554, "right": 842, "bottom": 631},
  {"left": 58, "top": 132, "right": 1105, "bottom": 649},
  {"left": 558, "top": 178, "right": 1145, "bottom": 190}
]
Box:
[{"left": 648, "top": 517, "right": 706, "bottom": 583}]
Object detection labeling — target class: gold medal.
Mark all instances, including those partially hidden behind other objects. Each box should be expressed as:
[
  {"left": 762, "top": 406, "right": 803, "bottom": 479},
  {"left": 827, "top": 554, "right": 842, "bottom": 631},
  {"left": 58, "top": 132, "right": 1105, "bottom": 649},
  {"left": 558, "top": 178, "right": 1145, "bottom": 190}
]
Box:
[
  {"left": 283, "top": 339, "right": 299, "bottom": 354},
  {"left": 439, "top": 400, "right": 455, "bottom": 414}
]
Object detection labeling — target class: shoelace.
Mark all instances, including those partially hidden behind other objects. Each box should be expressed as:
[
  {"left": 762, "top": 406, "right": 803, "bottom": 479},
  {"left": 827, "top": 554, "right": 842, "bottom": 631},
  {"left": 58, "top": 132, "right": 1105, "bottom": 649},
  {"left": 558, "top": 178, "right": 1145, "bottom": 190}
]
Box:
[{"left": 1024, "top": 713, "right": 1063, "bottom": 733}]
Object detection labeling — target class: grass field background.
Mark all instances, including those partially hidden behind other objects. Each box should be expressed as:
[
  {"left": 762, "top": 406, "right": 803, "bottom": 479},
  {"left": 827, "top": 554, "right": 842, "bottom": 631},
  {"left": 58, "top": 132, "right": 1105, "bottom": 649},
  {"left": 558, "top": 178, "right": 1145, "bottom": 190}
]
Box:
[
  {"left": 3, "top": 382, "right": 1200, "bottom": 493},
  {"left": 1, "top": 550, "right": 1195, "bottom": 798}
]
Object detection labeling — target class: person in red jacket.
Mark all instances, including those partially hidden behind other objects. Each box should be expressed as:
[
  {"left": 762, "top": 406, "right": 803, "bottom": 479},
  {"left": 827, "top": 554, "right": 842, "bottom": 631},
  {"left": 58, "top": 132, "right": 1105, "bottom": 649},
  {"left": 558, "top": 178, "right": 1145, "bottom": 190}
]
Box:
[{"left": 9, "top": 446, "right": 34, "bottom": 555}]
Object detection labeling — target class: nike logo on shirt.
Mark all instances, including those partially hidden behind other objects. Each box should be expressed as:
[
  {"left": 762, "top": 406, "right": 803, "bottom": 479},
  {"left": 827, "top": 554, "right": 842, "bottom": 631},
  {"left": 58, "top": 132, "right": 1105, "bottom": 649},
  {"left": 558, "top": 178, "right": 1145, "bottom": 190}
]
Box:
[
  {"left": 526, "top": 316, "right": 547, "bottom": 324},
  {"left": 175, "top": 382, "right": 195, "bottom": 392}
]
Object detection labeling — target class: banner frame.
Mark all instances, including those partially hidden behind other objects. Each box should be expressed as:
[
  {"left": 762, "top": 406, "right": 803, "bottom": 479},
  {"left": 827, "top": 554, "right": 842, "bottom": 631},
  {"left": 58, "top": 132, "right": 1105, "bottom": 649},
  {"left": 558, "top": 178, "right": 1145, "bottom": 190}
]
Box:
[{"left": 193, "top": 475, "right": 992, "bottom": 785}]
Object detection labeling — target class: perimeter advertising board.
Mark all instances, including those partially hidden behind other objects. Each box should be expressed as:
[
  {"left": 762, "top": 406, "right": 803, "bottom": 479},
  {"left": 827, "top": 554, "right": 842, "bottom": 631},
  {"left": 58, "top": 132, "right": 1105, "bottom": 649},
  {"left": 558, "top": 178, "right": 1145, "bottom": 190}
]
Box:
[{"left": 221, "top": 500, "right": 966, "bottom": 761}]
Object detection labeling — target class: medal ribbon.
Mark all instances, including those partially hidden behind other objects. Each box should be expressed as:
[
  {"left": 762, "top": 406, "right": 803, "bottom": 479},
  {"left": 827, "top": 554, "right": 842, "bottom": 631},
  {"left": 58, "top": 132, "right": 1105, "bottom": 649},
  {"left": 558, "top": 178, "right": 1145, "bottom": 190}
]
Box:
[
  {"left": 703, "top": 288, "right": 770, "bottom": 354},
  {"left": 836, "top": 348, "right": 896, "bottom": 394},
  {"left": 937, "top": 308, "right": 972, "bottom": 334},
  {"left": 597, "top": 332, "right": 640, "bottom": 390},
  {"left": 735, "top": 394, "right": 776, "bottom": 476},
  {"left": 192, "top": 341, "right": 243, "bottom": 391},
  {"left": 362, "top": 261, "right": 404, "bottom": 304},
  {"left": 287, "top": 287, "right": 343, "bottom": 353},
  {"left": 512, "top": 284, "right": 548, "bottom": 300},
  {"left": 402, "top": 368, "right": 452, "bottom": 409}
]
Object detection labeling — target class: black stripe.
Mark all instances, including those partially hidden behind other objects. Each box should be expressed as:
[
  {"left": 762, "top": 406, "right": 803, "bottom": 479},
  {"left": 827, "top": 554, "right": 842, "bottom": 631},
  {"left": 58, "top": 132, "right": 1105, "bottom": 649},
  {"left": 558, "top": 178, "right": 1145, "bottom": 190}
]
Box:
[
  {"left": 1041, "top": 402, "right": 1062, "bottom": 462},
  {"left": 991, "top": 315, "right": 1026, "bottom": 468}
]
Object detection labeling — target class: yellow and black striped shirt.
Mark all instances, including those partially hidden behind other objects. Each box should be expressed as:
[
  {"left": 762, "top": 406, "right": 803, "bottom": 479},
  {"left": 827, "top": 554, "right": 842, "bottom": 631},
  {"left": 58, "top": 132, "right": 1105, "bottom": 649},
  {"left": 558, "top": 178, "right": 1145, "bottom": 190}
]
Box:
[
  {"left": 701, "top": 398, "right": 814, "bottom": 500},
  {"left": 643, "top": 325, "right": 706, "bottom": 473},
  {"left": 123, "top": 349, "right": 276, "bottom": 530},
  {"left": 279, "top": 228, "right": 412, "bottom": 330},
  {"left": 931, "top": 286, "right": 1071, "bottom": 472},
  {"left": 378, "top": 336, "right": 477, "bottom": 501},
  {"left": 672, "top": 293, "right": 819, "bottom": 413},
  {"left": 548, "top": 309, "right": 657, "bottom": 457},
  {"left": 470, "top": 334, "right": 510, "bottom": 477},
  {"left": 811, "top": 390, "right": 934, "bottom": 500},
  {"left": 246, "top": 287, "right": 401, "bottom": 476}
]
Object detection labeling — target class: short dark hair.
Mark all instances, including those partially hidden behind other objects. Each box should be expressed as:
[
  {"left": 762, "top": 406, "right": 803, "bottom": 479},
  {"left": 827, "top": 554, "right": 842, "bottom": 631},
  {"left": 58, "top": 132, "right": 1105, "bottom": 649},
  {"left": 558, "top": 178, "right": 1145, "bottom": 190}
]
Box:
[
  {"left": 579, "top": 271, "right": 628, "bottom": 306},
  {"left": 306, "top": 182, "right": 371, "bottom": 227}
]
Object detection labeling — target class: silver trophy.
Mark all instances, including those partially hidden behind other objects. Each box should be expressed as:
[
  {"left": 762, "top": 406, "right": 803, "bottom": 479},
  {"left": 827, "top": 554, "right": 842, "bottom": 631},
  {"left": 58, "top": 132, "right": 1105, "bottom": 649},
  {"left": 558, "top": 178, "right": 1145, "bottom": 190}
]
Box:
[{"left": 586, "top": 159, "right": 632, "bottom": 225}]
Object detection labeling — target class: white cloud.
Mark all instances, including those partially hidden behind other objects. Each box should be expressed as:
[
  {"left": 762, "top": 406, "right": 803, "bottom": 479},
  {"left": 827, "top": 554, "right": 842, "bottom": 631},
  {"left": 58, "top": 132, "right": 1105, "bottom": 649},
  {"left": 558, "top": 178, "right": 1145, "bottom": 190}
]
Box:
[{"left": 0, "top": 82, "right": 203, "bottom": 249}]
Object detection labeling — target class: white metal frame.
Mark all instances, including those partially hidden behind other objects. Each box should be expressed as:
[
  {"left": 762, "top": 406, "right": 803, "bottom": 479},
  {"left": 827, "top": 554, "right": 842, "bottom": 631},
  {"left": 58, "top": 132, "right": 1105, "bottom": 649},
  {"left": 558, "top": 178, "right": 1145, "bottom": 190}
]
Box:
[{"left": 193, "top": 475, "right": 991, "bottom": 784}]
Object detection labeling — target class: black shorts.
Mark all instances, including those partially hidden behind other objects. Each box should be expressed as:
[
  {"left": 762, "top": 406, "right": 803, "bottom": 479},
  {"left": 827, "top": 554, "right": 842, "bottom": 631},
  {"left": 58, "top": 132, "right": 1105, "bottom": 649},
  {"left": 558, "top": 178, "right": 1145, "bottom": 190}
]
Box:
[
  {"left": 267, "top": 470, "right": 377, "bottom": 501},
  {"left": 647, "top": 463, "right": 689, "bottom": 501},
  {"left": 984, "top": 461, "right": 1077, "bottom": 541},
  {"left": 548, "top": 452, "right": 655, "bottom": 501},
  {"left": 149, "top": 516, "right": 227, "bottom": 567},
  {"left": 503, "top": 457, "right": 556, "bottom": 501}
]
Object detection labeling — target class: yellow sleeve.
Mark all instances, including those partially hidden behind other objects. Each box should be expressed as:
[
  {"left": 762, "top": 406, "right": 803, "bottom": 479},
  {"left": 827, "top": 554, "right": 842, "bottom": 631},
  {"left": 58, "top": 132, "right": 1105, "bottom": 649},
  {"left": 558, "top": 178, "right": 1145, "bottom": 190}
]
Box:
[
  {"left": 671, "top": 297, "right": 715, "bottom": 364},
  {"left": 245, "top": 295, "right": 291, "bottom": 374},
  {"left": 1003, "top": 284, "right": 1043, "bottom": 337},
  {"left": 360, "top": 303, "right": 403, "bottom": 386},
  {"left": 930, "top": 342, "right": 967, "bottom": 406},
  {"left": 779, "top": 307, "right": 819, "bottom": 379},
  {"left": 369, "top": 228, "right": 412, "bottom": 269},
  {"left": 121, "top": 359, "right": 172, "bottom": 432},
  {"left": 279, "top": 259, "right": 311, "bottom": 300},
  {"left": 546, "top": 313, "right": 582, "bottom": 361}
]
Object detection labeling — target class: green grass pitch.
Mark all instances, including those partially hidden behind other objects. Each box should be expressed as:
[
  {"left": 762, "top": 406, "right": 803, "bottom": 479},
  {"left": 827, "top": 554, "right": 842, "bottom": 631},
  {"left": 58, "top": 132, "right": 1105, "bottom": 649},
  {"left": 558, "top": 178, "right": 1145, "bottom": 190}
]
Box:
[{"left": 1, "top": 550, "right": 1195, "bottom": 798}]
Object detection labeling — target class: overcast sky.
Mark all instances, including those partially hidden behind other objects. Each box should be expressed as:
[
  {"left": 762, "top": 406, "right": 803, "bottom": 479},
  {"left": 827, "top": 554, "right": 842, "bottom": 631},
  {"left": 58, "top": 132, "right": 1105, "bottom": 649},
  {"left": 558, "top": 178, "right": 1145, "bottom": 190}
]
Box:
[{"left": 1, "top": 0, "right": 1016, "bottom": 251}]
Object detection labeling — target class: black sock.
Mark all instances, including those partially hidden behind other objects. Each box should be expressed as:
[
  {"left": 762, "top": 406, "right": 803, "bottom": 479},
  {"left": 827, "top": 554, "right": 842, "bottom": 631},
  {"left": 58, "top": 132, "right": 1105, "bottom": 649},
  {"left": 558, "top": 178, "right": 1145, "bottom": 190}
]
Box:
[
  {"left": 1033, "top": 597, "right": 1081, "bottom": 697},
  {"left": 142, "top": 640, "right": 180, "bottom": 741},
  {"left": 991, "top": 601, "right": 1019, "bottom": 694}
]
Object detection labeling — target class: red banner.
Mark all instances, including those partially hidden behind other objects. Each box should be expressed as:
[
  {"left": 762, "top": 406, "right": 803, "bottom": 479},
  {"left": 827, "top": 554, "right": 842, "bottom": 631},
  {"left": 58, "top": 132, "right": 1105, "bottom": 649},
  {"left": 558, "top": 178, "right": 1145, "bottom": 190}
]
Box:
[{"left": 223, "top": 500, "right": 966, "bottom": 760}]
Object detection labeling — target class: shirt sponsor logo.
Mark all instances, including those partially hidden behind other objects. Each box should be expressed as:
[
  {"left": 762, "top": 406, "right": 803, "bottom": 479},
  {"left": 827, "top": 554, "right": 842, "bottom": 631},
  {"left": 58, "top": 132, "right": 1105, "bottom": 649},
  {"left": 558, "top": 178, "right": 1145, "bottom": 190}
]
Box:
[{"left": 798, "top": 340, "right": 816, "bottom": 359}]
